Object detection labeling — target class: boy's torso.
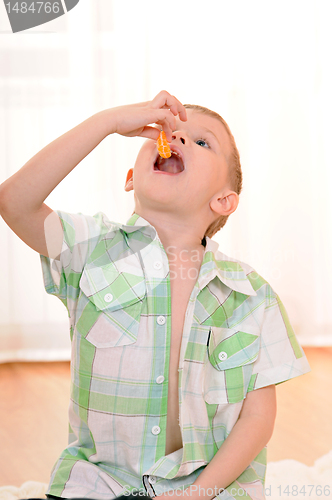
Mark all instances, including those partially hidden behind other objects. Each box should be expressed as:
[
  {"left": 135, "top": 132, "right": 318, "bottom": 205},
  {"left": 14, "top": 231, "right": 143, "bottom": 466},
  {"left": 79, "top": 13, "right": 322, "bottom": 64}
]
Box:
[
  {"left": 40, "top": 211, "right": 311, "bottom": 498},
  {"left": 166, "top": 251, "right": 204, "bottom": 455}
]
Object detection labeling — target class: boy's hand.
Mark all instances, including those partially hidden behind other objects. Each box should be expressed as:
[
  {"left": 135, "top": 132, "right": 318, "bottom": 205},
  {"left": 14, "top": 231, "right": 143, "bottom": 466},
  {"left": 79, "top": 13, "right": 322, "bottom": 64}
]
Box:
[{"left": 111, "top": 90, "right": 187, "bottom": 143}]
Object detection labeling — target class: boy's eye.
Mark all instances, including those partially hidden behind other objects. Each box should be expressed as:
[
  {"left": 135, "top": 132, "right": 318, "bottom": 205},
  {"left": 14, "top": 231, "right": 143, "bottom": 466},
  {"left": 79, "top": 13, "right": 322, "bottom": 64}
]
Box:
[{"left": 196, "top": 139, "right": 209, "bottom": 148}]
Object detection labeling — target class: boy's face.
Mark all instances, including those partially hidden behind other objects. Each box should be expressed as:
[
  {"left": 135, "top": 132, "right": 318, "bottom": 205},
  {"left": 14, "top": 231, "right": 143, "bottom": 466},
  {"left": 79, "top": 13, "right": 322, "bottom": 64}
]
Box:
[{"left": 125, "top": 110, "right": 238, "bottom": 221}]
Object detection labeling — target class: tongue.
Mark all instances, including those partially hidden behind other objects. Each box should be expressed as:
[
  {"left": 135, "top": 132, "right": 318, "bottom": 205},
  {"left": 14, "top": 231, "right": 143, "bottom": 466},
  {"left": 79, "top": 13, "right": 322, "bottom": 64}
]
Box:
[{"left": 156, "top": 155, "right": 184, "bottom": 173}]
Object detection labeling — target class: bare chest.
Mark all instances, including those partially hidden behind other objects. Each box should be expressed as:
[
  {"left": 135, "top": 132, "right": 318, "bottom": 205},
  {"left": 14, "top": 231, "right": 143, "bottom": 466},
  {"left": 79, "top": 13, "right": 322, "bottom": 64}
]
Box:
[
  {"left": 165, "top": 264, "right": 200, "bottom": 455},
  {"left": 169, "top": 277, "right": 196, "bottom": 359}
]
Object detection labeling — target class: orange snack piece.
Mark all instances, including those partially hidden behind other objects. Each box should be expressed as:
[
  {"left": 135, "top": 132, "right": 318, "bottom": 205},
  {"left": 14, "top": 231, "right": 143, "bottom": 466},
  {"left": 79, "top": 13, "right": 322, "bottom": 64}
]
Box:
[{"left": 157, "top": 130, "right": 171, "bottom": 159}]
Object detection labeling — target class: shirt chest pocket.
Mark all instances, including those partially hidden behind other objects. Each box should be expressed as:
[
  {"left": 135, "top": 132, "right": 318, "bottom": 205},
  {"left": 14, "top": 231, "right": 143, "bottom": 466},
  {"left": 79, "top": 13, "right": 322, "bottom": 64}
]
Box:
[
  {"left": 77, "top": 262, "right": 146, "bottom": 348},
  {"left": 204, "top": 326, "right": 260, "bottom": 404}
]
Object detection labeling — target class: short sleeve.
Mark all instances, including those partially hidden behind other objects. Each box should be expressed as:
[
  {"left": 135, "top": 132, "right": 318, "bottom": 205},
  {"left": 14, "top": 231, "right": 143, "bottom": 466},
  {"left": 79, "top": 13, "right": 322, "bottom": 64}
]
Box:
[
  {"left": 40, "top": 210, "right": 109, "bottom": 313},
  {"left": 247, "top": 286, "right": 311, "bottom": 392}
]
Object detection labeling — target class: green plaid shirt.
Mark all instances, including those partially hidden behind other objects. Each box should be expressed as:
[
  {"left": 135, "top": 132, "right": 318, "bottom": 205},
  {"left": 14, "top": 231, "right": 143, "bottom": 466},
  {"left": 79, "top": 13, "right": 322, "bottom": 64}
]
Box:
[{"left": 40, "top": 211, "right": 310, "bottom": 500}]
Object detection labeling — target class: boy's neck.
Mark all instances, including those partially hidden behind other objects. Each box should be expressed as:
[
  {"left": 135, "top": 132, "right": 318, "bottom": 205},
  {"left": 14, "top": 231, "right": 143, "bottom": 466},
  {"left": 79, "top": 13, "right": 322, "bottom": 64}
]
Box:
[{"left": 133, "top": 208, "right": 206, "bottom": 258}]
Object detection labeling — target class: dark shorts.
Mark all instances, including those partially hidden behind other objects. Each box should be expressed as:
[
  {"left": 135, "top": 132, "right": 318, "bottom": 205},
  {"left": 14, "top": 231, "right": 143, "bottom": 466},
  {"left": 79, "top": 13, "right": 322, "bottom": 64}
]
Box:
[
  {"left": 20, "top": 494, "right": 152, "bottom": 500},
  {"left": 43, "top": 494, "right": 152, "bottom": 500}
]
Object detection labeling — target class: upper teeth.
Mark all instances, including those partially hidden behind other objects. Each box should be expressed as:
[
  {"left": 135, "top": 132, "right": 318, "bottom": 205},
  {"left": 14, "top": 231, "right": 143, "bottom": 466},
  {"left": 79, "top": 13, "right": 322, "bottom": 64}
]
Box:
[{"left": 171, "top": 151, "right": 180, "bottom": 157}]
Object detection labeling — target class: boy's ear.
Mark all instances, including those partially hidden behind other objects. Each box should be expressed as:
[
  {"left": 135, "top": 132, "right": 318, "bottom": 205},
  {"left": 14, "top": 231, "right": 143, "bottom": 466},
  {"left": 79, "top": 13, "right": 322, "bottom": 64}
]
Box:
[
  {"left": 210, "top": 190, "right": 239, "bottom": 217},
  {"left": 124, "top": 168, "right": 134, "bottom": 192}
]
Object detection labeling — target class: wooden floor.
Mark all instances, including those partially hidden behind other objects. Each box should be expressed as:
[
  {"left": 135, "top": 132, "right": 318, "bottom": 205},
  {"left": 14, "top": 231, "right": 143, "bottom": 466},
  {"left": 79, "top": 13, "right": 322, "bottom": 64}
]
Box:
[{"left": 0, "top": 347, "right": 331, "bottom": 487}]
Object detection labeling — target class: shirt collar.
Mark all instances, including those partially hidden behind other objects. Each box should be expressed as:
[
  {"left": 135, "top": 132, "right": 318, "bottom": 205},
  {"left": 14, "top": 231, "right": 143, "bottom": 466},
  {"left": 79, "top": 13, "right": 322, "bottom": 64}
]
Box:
[
  {"left": 122, "top": 213, "right": 256, "bottom": 297},
  {"left": 200, "top": 237, "right": 257, "bottom": 296},
  {"left": 122, "top": 212, "right": 153, "bottom": 231}
]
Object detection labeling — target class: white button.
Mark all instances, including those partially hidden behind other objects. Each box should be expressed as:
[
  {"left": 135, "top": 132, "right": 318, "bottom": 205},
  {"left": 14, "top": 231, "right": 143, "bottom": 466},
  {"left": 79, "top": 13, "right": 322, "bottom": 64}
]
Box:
[
  {"left": 218, "top": 351, "right": 228, "bottom": 361},
  {"left": 157, "top": 316, "right": 166, "bottom": 325},
  {"left": 153, "top": 261, "right": 162, "bottom": 270},
  {"left": 151, "top": 425, "right": 161, "bottom": 435},
  {"left": 104, "top": 293, "right": 113, "bottom": 303},
  {"left": 149, "top": 476, "right": 157, "bottom": 484},
  {"left": 156, "top": 375, "right": 164, "bottom": 384}
]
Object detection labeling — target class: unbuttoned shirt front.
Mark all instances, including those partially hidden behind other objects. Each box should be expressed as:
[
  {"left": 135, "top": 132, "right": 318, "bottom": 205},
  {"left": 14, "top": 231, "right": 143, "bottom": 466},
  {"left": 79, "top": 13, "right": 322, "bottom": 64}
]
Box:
[{"left": 40, "top": 211, "right": 310, "bottom": 500}]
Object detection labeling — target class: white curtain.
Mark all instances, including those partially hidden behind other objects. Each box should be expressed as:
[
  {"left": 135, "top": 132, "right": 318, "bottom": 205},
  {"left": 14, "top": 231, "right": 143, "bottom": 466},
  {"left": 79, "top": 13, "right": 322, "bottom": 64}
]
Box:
[{"left": 1, "top": 0, "right": 331, "bottom": 363}]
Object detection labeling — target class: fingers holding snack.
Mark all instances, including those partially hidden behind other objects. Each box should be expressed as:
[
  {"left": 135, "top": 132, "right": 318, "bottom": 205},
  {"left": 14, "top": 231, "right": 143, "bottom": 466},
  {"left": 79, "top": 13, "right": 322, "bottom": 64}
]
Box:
[
  {"left": 148, "top": 92, "right": 186, "bottom": 156},
  {"left": 112, "top": 91, "right": 187, "bottom": 142},
  {"left": 151, "top": 90, "right": 187, "bottom": 123},
  {"left": 151, "top": 91, "right": 187, "bottom": 140}
]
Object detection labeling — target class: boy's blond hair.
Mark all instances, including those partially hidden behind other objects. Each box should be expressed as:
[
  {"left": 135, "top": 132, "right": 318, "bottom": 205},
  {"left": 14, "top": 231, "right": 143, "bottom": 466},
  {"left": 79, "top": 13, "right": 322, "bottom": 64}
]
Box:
[{"left": 183, "top": 104, "right": 242, "bottom": 239}]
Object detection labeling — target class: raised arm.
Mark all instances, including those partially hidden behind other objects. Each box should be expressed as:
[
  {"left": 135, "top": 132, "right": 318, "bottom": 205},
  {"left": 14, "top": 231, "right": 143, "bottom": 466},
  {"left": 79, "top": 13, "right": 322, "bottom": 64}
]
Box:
[{"left": 0, "top": 91, "right": 187, "bottom": 259}]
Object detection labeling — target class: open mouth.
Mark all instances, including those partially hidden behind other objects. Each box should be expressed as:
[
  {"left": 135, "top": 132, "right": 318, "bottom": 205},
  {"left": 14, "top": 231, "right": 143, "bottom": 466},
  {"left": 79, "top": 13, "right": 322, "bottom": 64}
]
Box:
[{"left": 153, "top": 149, "right": 185, "bottom": 174}]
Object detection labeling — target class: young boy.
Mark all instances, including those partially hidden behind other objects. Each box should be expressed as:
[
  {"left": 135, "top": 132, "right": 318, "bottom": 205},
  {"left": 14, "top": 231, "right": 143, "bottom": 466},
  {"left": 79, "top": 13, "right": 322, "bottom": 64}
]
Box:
[{"left": 0, "top": 91, "right": 310, "bottom": 500}]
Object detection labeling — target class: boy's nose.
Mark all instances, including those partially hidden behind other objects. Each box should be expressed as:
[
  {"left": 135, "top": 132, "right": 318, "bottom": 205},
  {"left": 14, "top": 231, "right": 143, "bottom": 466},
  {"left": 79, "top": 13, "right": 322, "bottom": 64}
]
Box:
[{"left": 172, "top": 133, "right": 185, "bottom": 145}]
